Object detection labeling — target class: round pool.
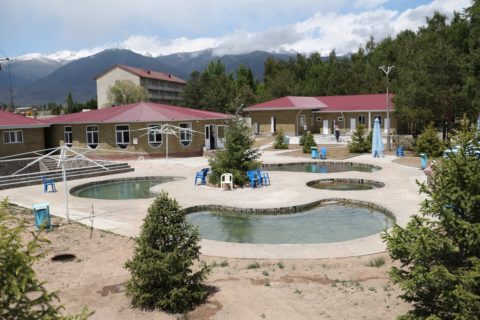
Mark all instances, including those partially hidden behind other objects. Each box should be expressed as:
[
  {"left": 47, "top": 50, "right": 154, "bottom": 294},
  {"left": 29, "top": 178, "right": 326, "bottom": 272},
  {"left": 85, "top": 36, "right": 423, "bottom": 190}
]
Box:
[
  {"left": 307, "top": 179, "right": 385, "bottom": 191},
  {"left": 264, "top": 161, "right": 381, "bottom": 173},
  {"left": 187, "top": 203, "right": 393, "bottom": 244},
  {"left": 70, "top": 176, "right": 183, "bottom": 200}
]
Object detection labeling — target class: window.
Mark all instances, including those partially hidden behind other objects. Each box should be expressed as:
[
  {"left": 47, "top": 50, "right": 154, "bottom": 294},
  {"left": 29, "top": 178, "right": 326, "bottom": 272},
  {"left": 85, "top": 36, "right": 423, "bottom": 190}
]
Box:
[
  {"left": 86, "top": 125, "right": 99, "bottom": 149},
  {"left": 64, "top": 126, "right": 73, "bottom": 146},
  {"left": 298, "top": 115, "right": 306, "bottom": 126},
  {"left": 316, "top": 117, "right": 322, "bottom": 122},
  {"left": 179, "top": 123, "right": 192, "bottom": 147},
  {"left": 358, "top": 115, "right": 366, "bottom": 125},
  {"left": 374, "top": 115, "right": 382, "bottom": 126},
  {"left": 338, "top": 116, "right": 344, "bottom": 122},
  {"left": 3, "top": 130, "right": 23, "bottom": 144},
  {"left": 148, "top": 124, "right": 163, "bottom": 148},
  {"left": 115, "top": 125, "right": 130, "bottom": 149}
]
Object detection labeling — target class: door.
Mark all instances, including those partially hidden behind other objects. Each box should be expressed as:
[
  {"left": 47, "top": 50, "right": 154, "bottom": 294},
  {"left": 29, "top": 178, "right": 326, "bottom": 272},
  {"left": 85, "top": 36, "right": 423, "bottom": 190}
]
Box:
[
  {"left": 271, "top": 116, "right": 276, "bottom": 133},
  {"left": 331, "top": 120, "right": 336, "bottom": 134},
  {"left": 210, "top": 125, "right": 216, "bottom": 149},
  {"left": 350, "top": 118, "right": 356, "bottom": 132},
  {"left": 322, "top": 120, "right": 329, "bottom": 135},
  {"left": 254, "top": 122, "right": 259, "bottom": 135},
  {"left": 216, "top": 125, "right": 226, "bottom": 149},
  {"left": 204, "top": 125, "right": 211, "bottom": 150}
]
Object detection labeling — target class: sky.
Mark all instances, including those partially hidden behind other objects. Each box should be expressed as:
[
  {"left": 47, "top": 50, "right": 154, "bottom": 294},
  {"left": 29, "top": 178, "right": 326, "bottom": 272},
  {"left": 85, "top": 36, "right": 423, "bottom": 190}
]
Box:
[{"left": 1, "top": 0, "right": 472, "bottom": 60}]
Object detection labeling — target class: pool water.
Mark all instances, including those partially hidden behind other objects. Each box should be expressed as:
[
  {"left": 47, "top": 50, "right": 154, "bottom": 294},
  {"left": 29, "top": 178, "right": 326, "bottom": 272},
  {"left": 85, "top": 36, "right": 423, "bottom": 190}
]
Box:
[
  {"left": 309, "top": 181, "right": 374, "bottom": 191},
  {"left": 187, "top": 204, "right": 393, "bottom": 244},
  {"left": 265, "top": 163, "right": 379, "bottom": 173},
  {"left": 71, "top": 177, "right": 180, "bottom": 200}
]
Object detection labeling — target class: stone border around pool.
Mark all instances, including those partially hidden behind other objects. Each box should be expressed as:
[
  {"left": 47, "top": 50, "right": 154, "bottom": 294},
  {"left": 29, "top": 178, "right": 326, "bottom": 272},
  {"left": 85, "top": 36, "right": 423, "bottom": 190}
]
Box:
[
  {"left": 69, "top": 176, "right": 185, "bottom": 196},
  {"left": 184, "top": 198, "right": 396, "bottom": 222},
  {"left": 262, "top": 161, "right": 382, "bottom": 171},
  {"left": 306, "top": 178, "right": 385, "bottom": 189}
]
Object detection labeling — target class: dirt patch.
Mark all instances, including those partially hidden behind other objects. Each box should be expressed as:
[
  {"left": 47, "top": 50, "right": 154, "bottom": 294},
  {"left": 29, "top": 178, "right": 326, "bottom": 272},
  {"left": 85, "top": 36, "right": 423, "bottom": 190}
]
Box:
[{"left": 97, "top": 283, "right": 126, "bottom": 297}]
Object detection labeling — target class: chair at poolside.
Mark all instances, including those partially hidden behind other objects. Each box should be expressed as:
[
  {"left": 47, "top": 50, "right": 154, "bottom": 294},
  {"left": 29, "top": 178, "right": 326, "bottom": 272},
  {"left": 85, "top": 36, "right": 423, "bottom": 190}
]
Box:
[
  {"left": 256, "top": 169, "right": 270, "bottom": 186},
  {"left": 220, "top": 173, "right": 233, "bottom": 190},
  {"left": 42, "top": 176, "right": 56, "bottom": 193},
  {"left": 320, "top": 147, "right": 327, "bottom": 160},
  {"left": 311, "top": 148, "right": 319, "bottom": 159},
  {"left": 194, "top": 168, "right": 209, "bottom": 185},
  {"left": 246, "top": 170, "right": 261, "bottom": 188}
]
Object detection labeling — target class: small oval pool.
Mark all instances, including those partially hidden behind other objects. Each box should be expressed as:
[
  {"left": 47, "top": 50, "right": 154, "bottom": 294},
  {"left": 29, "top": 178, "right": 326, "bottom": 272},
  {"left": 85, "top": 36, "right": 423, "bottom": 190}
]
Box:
[
  {"left": 70, "top": 176, "right": 183, "bottom": 200},
  {"left": 187, "top": 204, "right": 393, "bottom": 244},
  {"left": 264, "top": 162, "right": 381, "bottom": 173},
  {"left": 307, "top": 179, "right": 385, "bottom": 191}
]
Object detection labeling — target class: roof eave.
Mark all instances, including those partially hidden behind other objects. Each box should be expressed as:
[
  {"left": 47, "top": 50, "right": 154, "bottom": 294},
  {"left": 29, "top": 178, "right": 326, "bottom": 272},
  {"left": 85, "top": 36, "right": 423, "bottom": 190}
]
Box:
[{"left": 0, "top": 124, "right": 50, "bottom": 129}]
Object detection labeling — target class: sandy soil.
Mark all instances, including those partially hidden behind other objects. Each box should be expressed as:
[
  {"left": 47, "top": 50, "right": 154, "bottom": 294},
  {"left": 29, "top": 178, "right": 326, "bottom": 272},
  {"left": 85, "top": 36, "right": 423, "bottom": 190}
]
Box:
[{"left": 10, "top": 207, "right": 411, "bottom": 320}]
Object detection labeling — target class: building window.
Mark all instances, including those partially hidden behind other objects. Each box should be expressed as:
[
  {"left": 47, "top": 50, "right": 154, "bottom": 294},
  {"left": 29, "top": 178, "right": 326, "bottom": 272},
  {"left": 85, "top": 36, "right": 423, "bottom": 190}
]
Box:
[
  {"left": 374, "top": 115, "right": 382, "bottom": 126},
  {"left": 358, "top": 115, "right": 366, "bottom": 125},
  {"left": 115, "top": 125, "right": 130, "bottom": 149},
  {"left": 338, "top": 116, "right": 344, "bottom": 122},
  {"left": 299, "top": 115, "right": 306, "bottom": 126},
  {"left": 316, "top": 117, "right": 322, "bottom": 122},
  {"left": 86, "top": 125, "right": 99, "bottom": 149},
  {"left": 3, "top": 130, "right": 23, "bottom": 144},
  {"left": 64, "top": 126, "right": 73, "bottom": 147},
  {"left": 179, "top": 123, "right": 192, "bottom": 147},
  {"left": 148, "top": 124, "right": 163, "bottom": 148}
]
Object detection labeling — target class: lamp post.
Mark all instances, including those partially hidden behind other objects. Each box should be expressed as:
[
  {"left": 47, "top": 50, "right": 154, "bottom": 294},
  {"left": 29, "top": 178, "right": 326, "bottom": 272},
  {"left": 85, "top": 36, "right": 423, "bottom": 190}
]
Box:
[
  {"left": 379, "top": 65, "right": 394, "bottom": 151},
  {"left": 0, "top": 50, "right": 14, "bottom": 109}
]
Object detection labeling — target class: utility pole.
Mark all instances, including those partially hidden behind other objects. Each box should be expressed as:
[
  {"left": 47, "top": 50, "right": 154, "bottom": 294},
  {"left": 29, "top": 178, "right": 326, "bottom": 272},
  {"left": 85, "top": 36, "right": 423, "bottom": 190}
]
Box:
[
  {"left": 0, "top": 49, "right": 14, "bottom": 109},
  {"left": 379, "top": 65, "right": 394, "bottom": 151}
]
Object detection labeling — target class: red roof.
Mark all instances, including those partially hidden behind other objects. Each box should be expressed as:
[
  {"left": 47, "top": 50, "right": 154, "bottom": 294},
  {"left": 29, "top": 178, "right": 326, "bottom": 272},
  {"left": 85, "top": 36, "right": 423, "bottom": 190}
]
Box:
[
  {"left": 44, "top": 102, "right": 232, "bottom": 124},
  {"left": 0, "top": 110, "right": 49, "bottom": 129},
  {"left": 244, "top": 94, "right": 394, "bottom": 112},
  {"left": 94, "top": 65, "right": 186, "bottom": 84},
  {"left": 244, "top": 96, "right": 328, "bottom": 111}
]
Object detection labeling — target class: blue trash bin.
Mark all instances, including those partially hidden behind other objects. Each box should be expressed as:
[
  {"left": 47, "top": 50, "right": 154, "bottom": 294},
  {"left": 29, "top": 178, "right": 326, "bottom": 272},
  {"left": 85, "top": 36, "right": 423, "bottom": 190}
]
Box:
[
  {"left": 420, "top": 153, "right": 428, "bottom": 170},
  {"left": 32, "top": 202, "right": 51, "bottom": 230},
  {"left": 396, "top": 146, "right": 404, "bottom": 157},
  {"left": 311, "top": 147, "right": 318, "bottom": 159}
]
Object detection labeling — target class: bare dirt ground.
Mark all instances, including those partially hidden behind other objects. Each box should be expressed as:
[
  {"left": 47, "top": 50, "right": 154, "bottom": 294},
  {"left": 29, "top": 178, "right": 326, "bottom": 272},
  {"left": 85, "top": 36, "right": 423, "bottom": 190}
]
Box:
[{"left": 11, "top": 206, "right": 411, "bottom": 320}]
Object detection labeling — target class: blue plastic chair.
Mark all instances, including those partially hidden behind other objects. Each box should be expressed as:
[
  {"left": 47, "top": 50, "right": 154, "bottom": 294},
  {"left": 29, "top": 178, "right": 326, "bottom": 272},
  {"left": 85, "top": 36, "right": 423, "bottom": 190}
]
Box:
[
  {"left": 320, "top": 147, "right": 327, "bottom": 160},
  {"left": 396, "top": 146, "right": 404, "bottom": 157},
  {"left": 247, "top": 170, "right": 261, "bottom": 188},
  {"left": 256, "top": 169, "right": 270, "bottom": 186},
  {"left": 42, "top": 176, "right": 56, "bottom": 193},
  {"left": 194, "top": 168, "right": 209, "bottom": 185}
]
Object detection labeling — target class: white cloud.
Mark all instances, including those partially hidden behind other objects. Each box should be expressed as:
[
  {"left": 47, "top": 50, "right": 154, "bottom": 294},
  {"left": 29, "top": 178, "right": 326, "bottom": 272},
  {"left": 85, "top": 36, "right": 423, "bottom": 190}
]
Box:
[{"left": 354, "top": 0, "right": 389, "bottom": 9}]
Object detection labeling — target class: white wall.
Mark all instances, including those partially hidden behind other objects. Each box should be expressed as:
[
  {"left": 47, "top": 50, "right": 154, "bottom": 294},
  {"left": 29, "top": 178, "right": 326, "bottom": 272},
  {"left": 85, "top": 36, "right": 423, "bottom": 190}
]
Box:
[{"left": 96, "top": 68, "right": 141, "bottom": 108}]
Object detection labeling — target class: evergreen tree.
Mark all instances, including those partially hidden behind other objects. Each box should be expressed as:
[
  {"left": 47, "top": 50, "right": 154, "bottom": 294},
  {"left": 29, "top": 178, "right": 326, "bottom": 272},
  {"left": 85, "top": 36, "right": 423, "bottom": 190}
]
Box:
[
  {"left": 106, "top": 80, "right": 149, "bottom": 107},
  {"left": 66, "top": 92, "right": 75, "bottom": 114},
  {"left": 302, "top": 131, "right": 316, "bottom": 153},
  {"left": 273, "top": 129, "right": 289, "bottom": 149},
  {"left": 0, "top": 199, "right": 89, "bottom": 319},
  {"left": 125, "top": 192, "right": 210, "bottom": 313},
  {"left": 348, "top": 125, "right": 370, "bottom": 153},
  {"left": 383, "top": 117, "right": 480, "bottom": 319},
  {"left": 208, "top": 119, "right": 261, "bottom": 186},
  {"left": 415, "top": 123, "right": 444, "bottom": 156}
]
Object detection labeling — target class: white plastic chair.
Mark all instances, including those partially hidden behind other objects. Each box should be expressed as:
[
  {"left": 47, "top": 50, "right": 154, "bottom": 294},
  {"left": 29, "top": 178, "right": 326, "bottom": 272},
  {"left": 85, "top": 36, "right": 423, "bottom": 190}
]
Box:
[{"left": 220, "top": 173, "right": 233, "bottom": 190}]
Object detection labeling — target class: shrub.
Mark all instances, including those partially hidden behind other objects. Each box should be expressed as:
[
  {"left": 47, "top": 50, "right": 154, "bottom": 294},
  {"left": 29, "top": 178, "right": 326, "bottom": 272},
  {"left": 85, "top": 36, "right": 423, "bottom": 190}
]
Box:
[
  {"left": 125, "top": 192, "right": 210, "bottom": 313},
  {"left": 302, "top": 131, "right": 317, "bottom": 153},
  {"left": 348, "top": 125, "right": 370, "bottom": 153},
  {"left": 366, "top": 257, "right": 386, "bottom": 268},
  {"left": 299, "top": 131, "right": 307, "bottom": 146},
  {"left": 415, "top": 123, "right": 443, "bottom": 156},
  {"left": 0, "top": 199, "right": 89, "bottom": 320},
  {"left": 273, "top": 129, "right": 289, "bottom": 149},
  {"left": 208, "top": 119, "right": 261, "bottom": 186},
  {"left": 383, "top": 117, "right": 480, "bottom": 319}
]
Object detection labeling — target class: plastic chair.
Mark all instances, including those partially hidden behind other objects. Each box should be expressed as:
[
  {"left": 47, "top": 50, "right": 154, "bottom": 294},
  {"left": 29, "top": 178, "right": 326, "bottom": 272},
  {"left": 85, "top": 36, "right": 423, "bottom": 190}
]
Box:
[
  {"left": 42, "top": 176, "right": 56, "bottom": 193},
  {"left": 194, "top": 168, "right": 209, "bottom": 185},
  {"left": 246, "top": 170, "right": 261, "bottom": 188},
  {"left": 320, "top": 147, "right": 327, "bottom": 160},
  {"left": 220, "top": 173, "right": 233, "bottom": 190},
  {"left": 256, "top": 169, "right": 270, "bottom": 186},
  {"left": 396, "top": 146, "right": 404, "bottom": 157}
]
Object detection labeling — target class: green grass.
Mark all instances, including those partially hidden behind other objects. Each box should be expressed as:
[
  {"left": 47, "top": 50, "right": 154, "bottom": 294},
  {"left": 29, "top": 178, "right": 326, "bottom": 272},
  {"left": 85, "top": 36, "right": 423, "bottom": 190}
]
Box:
[
  {"left": 247, "top": 262, "right": 261, "bottom": 269},
  {"left": 367, "top": 257, "right": 386, "bottom": 268}
]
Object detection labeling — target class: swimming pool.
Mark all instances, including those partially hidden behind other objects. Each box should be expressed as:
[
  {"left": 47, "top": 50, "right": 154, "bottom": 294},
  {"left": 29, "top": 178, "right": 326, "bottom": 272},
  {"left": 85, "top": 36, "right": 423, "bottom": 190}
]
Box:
[{"left": 307, "top": 179, "right": 385, "bottom": 191}]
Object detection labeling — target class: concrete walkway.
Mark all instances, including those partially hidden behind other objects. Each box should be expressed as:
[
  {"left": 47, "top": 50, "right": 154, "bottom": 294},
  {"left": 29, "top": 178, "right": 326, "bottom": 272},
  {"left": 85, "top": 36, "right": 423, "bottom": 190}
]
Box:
[{"left": 0, "top": 152, "right": 426, "bottom": 259}]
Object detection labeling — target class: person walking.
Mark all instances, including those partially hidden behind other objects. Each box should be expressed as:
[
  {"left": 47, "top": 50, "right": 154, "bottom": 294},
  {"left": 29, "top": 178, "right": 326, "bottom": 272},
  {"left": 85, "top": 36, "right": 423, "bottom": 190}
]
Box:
[{"left": 334, "top": 123, "right": 340, "bottom": 142}]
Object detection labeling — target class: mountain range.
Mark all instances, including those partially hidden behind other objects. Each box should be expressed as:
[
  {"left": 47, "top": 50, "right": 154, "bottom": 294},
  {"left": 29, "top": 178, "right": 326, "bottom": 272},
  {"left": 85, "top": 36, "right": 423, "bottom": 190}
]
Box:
[{"left": 0, "top": 49, "right": 293, "bottom": 106}]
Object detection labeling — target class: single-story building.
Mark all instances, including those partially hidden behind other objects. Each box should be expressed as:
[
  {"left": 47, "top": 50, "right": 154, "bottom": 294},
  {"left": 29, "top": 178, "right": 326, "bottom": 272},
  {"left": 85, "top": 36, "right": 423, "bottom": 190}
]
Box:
[
  {"left": 0, "top": 110, "right": 48, "bottom": 158},
  {"left": 43, "top": 101, "right": 232, "bottom": 157},
  {"left": 244, "top": 94, "right": 396, "bottom": 136}
]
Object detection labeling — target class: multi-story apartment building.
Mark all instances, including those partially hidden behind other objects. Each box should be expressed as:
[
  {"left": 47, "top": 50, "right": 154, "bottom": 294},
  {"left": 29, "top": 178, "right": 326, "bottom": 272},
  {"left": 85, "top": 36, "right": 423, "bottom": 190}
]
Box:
[{"left": 95, "top": 65, "right": 186, "bottom": 108}]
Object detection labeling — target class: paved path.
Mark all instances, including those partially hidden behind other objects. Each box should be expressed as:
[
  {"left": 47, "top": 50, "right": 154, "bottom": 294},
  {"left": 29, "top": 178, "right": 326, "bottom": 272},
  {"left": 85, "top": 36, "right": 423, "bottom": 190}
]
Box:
[{"left": 0, "top": 152, "right": 426, "bottom": 259}]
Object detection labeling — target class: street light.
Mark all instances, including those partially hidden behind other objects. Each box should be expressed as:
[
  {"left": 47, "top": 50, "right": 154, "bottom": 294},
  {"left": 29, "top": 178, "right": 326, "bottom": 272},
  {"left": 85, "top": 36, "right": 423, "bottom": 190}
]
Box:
[
  {"left": 379, "top": 65, "right": 394, "bottom": 151},
  {"left": 0, "top": 49, "right": 14, "bottom": 109}
]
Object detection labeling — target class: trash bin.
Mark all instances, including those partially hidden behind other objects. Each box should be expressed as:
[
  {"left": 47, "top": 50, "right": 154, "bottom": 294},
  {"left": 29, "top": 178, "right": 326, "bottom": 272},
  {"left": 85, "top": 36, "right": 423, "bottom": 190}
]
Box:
[
  {"left": 32, "top": 202, "right": 51, "bottom": 231},
  {"left": 396, "top": 146, "right": 404, "bottom": 157},
  {"left": 311, "top": 146, "right": 318, "bottom": 159},
  {"left": 420, "top": 153, "right": 428, "bottom": 170}
]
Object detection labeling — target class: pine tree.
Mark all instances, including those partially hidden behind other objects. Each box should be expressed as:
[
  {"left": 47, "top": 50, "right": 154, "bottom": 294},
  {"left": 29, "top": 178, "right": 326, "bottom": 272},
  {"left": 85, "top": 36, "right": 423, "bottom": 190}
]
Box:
[
  {"left": 125, "top": 192, "right": 210, "bottom": 313},
  {"left": 415, "top": 123, "right": 444, "bottom": 157},
  {"left": 208, "top": 119, "right": 261, "bottom": 186},
  {"left": 273, "top": 129, "right": 289, "bottom": 149},
  {"left": 302, "top": 131, "right": 316, "bottom": 153},
  {"left": 383, "top": 117, "right": 480, "bottom": 319},
  {"left": 348, "top": 125, "right": 370, "bottom": 153}
]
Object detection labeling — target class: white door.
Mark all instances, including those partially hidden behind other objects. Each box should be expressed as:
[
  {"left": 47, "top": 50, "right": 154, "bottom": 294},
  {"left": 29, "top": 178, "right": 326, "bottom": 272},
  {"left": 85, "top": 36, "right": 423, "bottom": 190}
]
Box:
[
  {"left": 350, "top": 118, "right": 356, "bottom": 132},
  {"left": 216, "top": 125, "right": 226, "bottom": 149},
  {"left": 204, "top": 125, "right": 211, "bottom": 150},
  {"left": 254, "top": 122, "right": 259, "bottom": 135},
  {"left": 322, "top": 120, "right": 329, "bottom": 135},
  {"left": 271, "top": 117, "right": 276, "bottom": 133}
]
